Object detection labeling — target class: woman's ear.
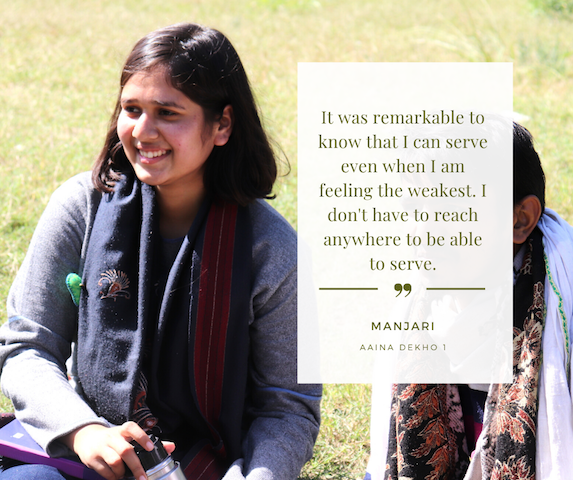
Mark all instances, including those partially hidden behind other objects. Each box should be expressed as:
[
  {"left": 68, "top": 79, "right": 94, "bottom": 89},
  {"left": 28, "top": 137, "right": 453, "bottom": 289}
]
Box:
[
  {"left": 214, "top": 105, "right": 234, "bottom": 146},
  {"left": 513, "top": 195, "right": 542, "bottom": 245}
]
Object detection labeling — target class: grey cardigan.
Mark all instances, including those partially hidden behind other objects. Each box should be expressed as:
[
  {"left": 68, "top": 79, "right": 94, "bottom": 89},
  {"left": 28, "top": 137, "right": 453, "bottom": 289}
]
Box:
[{"left": 0, "top": 172, "right": 321, "bottom": 480}]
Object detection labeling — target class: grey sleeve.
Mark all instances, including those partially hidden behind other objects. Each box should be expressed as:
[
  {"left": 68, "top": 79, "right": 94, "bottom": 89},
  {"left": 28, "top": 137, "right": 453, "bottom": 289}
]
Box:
[
  {"left": 0, "top": 173, "right": 109, "bottom": 456},
  {"left": 237, "top": 202, "right": 322, "bottom": 480}
]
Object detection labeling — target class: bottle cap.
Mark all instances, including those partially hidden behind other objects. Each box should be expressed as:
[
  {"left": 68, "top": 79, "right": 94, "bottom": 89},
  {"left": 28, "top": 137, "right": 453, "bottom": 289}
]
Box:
[{"left": 131, "top": 434, "right": 169, "bottom": 471}]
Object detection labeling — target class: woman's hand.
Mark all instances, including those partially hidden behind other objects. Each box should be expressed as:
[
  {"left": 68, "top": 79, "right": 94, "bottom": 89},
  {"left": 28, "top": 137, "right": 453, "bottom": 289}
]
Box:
[{"left": 62, "top": 422, "right": 174, "bottom": 480}]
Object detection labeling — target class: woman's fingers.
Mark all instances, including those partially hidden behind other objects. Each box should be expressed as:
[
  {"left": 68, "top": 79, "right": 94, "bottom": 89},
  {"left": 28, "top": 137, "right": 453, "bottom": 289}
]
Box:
[
  {"left": 119, "top": 421, "right": 154, "bottom": 451},
  {"left": 63, "top": 422, "right": 152, "bottom": 480},
  {"left": 162, "top": 441, "right": 176, "bottom": 454},
  {"left": 98, "top": 446, "right": 127, "bottom": 479},
  {"left": 116, "top": 421, "right": 154, "bottom": 479},
  {"left": 87, "top": 456, "right": 118, "bottom": 480},
  {"left": 107, "top": 433, "right": 143, "bottom": 479},
  {"left": 61, "top": 421, "right": 177, "bottom": 480}
]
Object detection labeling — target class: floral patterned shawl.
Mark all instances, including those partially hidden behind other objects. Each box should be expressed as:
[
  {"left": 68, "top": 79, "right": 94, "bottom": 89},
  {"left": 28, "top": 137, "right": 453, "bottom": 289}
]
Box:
[{"left": 384, "top": 229, "right": 545, "bottom": 480}]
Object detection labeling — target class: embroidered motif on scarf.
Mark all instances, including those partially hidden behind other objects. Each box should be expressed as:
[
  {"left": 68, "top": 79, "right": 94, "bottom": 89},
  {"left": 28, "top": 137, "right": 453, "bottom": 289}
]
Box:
[
  {"left": 98, "top": 269, "right": 131, "bottom": 300},
  {"left": 131, "top": 373, "right": 159, "bottom": 432}
]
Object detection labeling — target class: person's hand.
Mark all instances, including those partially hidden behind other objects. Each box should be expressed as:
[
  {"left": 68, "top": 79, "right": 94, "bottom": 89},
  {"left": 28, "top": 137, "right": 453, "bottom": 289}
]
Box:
[{"left": 62, "top": 422, "right": 174, "bottom": 480}]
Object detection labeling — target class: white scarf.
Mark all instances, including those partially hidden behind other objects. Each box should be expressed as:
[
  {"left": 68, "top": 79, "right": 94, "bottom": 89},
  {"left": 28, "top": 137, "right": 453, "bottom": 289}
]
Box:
[{"left": 536, "top": 208, "right": 573, "bottom": 479}]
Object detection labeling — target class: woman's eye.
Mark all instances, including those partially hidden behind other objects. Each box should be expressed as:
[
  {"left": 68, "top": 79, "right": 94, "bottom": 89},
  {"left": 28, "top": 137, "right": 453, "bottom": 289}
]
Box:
[
  {"left": 159, "top": 109, "right": 177, "bottom": 117},
  {"left": 122, "top": 105, "right": 140, "bottom": 115}
]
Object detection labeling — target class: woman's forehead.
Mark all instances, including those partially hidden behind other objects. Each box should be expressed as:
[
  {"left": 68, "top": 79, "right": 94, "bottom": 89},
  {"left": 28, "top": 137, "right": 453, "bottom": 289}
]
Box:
[{"left": 121, "top": 69, "right": 188, "bottom": 105}]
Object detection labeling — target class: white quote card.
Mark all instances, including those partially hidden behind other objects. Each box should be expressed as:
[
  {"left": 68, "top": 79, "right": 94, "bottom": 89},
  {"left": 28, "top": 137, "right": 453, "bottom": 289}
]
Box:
[{"left": 298, "top": 63, "right": 513, "bottom": 384}]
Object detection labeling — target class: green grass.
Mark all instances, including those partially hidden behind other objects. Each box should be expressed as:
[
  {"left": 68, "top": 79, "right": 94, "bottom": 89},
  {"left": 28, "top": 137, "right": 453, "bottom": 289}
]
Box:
[
  {"left": 2, "top": 0, "right": 573, "bottom": 478},
  {"left": 300, "top": 384, "right": 371, "bottom": 480},
  {"left": 530, "top": 0, "right": 573, "bottom": 14}
]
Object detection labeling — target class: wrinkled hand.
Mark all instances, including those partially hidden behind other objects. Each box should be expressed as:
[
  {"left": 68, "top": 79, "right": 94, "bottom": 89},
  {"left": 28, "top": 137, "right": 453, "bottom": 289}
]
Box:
[{"left": 63, "top": 422, "right": 175, "bottom": 480}]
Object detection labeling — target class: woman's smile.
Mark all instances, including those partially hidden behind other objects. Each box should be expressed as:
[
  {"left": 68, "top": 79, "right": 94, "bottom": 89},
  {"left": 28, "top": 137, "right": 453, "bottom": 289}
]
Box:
[{"left": 138, "top": 148, "right": 170, "bottom": 161}]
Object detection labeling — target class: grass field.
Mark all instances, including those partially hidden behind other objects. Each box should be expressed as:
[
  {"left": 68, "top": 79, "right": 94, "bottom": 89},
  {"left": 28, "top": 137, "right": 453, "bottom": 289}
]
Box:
[{"left": 1, "top": 1, "right": 573, "bottom": 478}]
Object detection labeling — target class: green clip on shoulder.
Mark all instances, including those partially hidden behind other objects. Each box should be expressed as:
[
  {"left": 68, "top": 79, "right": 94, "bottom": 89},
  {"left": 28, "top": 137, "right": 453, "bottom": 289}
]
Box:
[{"left": 65, "top": 273, "right": 83, "bottom": 307}]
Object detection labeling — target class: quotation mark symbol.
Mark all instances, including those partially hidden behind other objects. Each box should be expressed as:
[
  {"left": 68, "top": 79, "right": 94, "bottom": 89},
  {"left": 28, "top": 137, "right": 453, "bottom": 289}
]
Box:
[{"left": 394, "top": 283, "right": 412, "bottom": 297}]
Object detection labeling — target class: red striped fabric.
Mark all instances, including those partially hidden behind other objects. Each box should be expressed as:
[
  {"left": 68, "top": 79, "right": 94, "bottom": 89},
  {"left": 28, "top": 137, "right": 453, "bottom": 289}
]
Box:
[
  {"left": 183, "top": 443, "right": 227, "bottom": 480},
  {"left": 194, "top": 201, "right": 238, "bottom": 448}
]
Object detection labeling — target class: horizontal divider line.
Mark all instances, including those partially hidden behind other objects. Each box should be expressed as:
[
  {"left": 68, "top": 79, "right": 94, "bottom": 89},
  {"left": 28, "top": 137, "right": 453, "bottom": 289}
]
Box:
[
  {"left": 319, "top": 287, "right": 379, "bottom": 291},
  {"left": 426, "top": 287, "right": 486, "bottom": 290}
]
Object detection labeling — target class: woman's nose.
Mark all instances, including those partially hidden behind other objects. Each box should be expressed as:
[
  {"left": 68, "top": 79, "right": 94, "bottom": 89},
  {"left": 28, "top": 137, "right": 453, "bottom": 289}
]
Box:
[{"left": 132, "top": 113, "right": 159, "bottom": 140}]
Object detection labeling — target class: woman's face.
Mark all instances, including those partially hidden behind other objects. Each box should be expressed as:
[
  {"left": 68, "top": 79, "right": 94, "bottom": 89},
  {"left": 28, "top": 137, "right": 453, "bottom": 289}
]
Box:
[{"left": 117, "top": 68, "right": 230, "bottom": 195}]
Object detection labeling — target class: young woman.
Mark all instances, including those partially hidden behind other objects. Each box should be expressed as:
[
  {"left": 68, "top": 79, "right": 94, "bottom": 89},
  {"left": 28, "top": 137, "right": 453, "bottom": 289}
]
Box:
[{"left": 0, "top": 23, "right": 321, "bottom": 480}]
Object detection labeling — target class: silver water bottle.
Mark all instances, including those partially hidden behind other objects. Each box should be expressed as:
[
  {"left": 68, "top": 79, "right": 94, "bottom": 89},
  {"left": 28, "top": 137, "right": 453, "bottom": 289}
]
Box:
[{"left": 127, "top": 434, "right": 186, "bottom": 480}]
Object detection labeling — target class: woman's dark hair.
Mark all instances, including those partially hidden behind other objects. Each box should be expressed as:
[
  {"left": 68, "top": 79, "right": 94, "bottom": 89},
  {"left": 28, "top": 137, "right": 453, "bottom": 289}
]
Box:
[
  {"left": 93, "top": 23, "right": 277, "bottom": 205},
  {"left": 513, "top": 122, "right": 545, "bottom": 213}
]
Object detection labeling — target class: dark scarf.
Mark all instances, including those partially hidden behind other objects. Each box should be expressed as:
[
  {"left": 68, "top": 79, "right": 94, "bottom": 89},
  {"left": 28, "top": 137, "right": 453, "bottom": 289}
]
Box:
[
  {"left": 384, "top": 384, "right": 469, "bottom": 480},
  {"left": 77, "top": 174, "right": 251, "bottom": 479},
  {"left": 384, "top": 230, "right": 545, "bottom": 480},
  {"left": 478, "top": 229, "right": 544, "bottom": 480}
]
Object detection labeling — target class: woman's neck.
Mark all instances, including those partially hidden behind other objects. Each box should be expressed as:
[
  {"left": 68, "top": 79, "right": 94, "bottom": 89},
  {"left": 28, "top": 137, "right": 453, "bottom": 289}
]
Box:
[{"left": 156, "top": 183, "right": 206, "bottom": 239}]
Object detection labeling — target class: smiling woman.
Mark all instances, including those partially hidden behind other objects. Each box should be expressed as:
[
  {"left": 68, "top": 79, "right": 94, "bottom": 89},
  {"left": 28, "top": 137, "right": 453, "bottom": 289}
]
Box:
[
  {"left": 117, "top": 69, "right": 233, "bottom": 238},
  {"left": 0, "top": 23, "right": 321, "bottom": 480}
]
